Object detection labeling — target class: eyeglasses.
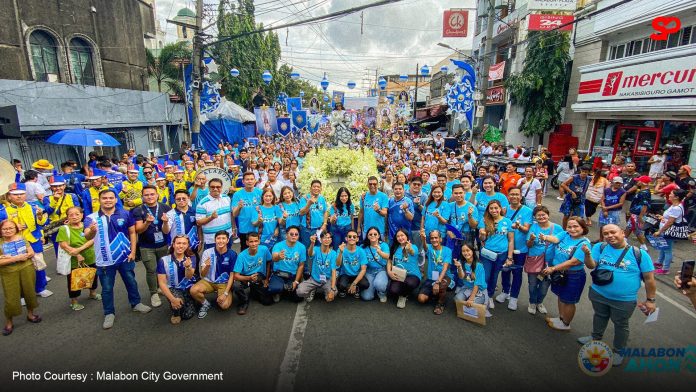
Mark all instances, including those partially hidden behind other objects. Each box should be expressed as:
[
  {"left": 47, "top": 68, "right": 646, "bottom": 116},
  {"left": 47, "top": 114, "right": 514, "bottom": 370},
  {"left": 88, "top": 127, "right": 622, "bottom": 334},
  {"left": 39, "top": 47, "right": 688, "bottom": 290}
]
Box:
[
  {"left": 175, "top": 197, "right": 187, "bottom": 201},
  {"left": 368, "top": 182, "right": 378, "bottom": 186},
  {"left": 367, "top": 232, "right": 379, "bottom": 237},
  {"left": 209, "top": 186, "right": 222, "bottom": 189},
  {"left": 144, "top": 171, "right": 153, "bottom": 175},
  {"left": 287, "top": 232, "right": 299, "bottom": 236},
  {"left": 346, "top": 235, "right": 358, "bottom": 239}
]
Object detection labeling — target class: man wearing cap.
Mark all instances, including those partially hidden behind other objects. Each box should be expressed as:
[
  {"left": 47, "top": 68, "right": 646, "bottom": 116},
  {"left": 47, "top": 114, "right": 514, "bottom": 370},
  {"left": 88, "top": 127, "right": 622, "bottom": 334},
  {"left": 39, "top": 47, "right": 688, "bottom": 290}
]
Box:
[
  {"left": 183, "top": 161, "right": 197, "bottom": 188},
  {"left": 59, "top": 161, "right": 85, "bottom": 198},
  {"left": 655, "top": 172, "right": 680, "bottom": 205},
  {"left": 624, "top": 176, "right": 652, "bottom": 250},
  {"left": 84, "top": 188, "right": 151, "bottom": 329},
  {"left": 620, "top": 162, "right": 640, "bottom": 221},
  {"left": 119, "top": 169, "right": 145, "bottom": 210},
  {"left": 43, "top": 176, "right": 80, "bottom": 253},
  {"left": 675, "top": 165, "right": 693, "bottom": 193},
  {"left": 598, "top": 177, "right": 626, "bottom": 241},
  {"left": 97, "top": 161, "right": 125, "bottom": 193},
  {"left": 168, "top": 169, "right": 187, "bottom": 200},
  {"left": 5, "top": 183, "right": 52, "bottom": 297},
  {"left": 31, "top": 159, "right": 54, "bottom": 196},
  {"left": 82, "top": 175, "right": 111, "bottom": 216},
  {"left": 155, "top": 175, "right": 172, "bottom": 205}
]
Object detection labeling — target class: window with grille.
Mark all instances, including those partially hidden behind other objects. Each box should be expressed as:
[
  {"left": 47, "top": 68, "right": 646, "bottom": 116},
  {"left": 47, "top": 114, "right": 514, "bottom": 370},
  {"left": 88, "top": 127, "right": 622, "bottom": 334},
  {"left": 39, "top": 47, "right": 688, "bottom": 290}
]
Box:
[
  {"left": 69, "top": 38, "right": 96, "bottom": 86},
  {"left": 29, "top": 31, "right": 60, "bottom": 82}
]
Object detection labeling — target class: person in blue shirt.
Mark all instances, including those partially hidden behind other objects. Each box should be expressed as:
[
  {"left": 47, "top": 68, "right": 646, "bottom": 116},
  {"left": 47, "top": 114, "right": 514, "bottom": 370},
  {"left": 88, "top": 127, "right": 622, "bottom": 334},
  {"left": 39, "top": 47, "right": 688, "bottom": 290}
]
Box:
[
  {"left": 297, "top": 232, "right": 338, "bottom": 303},
  {"left": 269, "top": 226, "right": 306, "bottom": 303},
  {"left": 360, "top": 227, "right": 390, "bottom": 302},
  {"left": 190, "top": 231, "right": 237, "bottom": 319},
  {"left": 420, "top": 185, "right": 451, "bottom": 245},
  {"left": 417, "top": 231, "right": 452, "bottom": 315},
  {"left": 256, "top": 188, "right": 282, "bottom": 250},
  {"left": 387, "top": 229, "right": 421, "bottom": 309},
  {"left": 387, "top": 183, "right": 414, "bottom": 243},
  {"left": 156, "top": 235, "right": 197, "bottom": 325},
  {"left": 559, "top": 165, "right": 592, "bottom": 229},
  {"left": 496, "top": 187, "right": 533, "bottom": 311},
  {"left": 448, "top": 184, "right": 478, "bottom": 246},
  {"left": 358, "top": 176, "right": 389, "bottom": 239},
  {"left": 329, "top": 187, "right": 355, "bottom": 250},
  {"left": 232, "top": 172, "right": 263, "bottom": 251},
  {"left": 298, "top": 180, "right": 328, "bottom": 254},
  {"left": 278, "top": 185, "right": 301, "bottom": 239},
  {"left": 524, "top": 206, "right": 562, "bottom": 315},
  {"left": 164, "top": 190, "right": 200, "bottom": 253},
  {"left": 474, "top": 176, "right": 509, "bottom": 219},
  {"left": 541, "top": 216, "right": 591, "bottom": 331},
  {"left": 478, "top": 199, "right": 514, "bottom": 311},
  {"left": 578, "top": 224, "right": 657, "bottom": 366},
  {"left": 233, "top": 232, "right": 274, "bottom": 314},
  {"left": 189, "top": 172, "right": 209, "bottom": 211},
  {"left": 336, "top": 230, "right": 369, "bottom": 298},
  {"left": 404, "top": 176, "right": 428, "bottom": 250},
  {"left": 436, "top": 173, "right": 452, "bottom": 201},
  {"left": 453, "top": 243, "right": 489, "bottom": 313}
]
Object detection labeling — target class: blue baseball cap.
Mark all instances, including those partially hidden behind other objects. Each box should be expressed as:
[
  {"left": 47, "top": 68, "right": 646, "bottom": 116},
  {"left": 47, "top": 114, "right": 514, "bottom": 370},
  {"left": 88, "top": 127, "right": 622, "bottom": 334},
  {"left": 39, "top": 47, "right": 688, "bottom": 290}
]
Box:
[{"left": 8, "top": 182, "right": 26, "bottom": 194}]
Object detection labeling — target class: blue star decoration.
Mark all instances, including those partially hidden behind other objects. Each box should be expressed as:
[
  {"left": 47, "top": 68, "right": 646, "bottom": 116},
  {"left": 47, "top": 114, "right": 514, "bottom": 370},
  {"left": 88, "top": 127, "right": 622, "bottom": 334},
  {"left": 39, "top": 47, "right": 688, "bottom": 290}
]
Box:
[
  {"left": 186, "top": 81, "right": 222, "bottom": 115},
  {"left": 445, "top": 76, "right": 475, "bottom": 128}
]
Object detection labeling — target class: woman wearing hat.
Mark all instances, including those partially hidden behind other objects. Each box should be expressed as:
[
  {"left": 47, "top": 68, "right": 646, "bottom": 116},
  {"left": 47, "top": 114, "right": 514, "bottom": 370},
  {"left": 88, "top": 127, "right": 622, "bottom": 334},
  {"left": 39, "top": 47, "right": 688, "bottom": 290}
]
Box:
[{"left": 31, "top": 159, "right": 54, "bottom": 195}]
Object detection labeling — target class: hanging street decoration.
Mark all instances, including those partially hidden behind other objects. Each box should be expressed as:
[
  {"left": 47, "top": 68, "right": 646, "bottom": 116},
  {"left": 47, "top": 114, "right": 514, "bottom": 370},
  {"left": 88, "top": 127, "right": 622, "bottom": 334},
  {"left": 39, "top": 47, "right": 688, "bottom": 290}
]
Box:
[
  {"left": 290, "top": 72, "right": 300, "bottom": 80},
  {"left": 262, "top": 70, "right": 273, "bottom": 84},
  {"left": 321, "top": 76, "right": 330, "bottom": 91},
  {"left": 445, "top": 59, "right": 477, "bottom": 129},
  {"left": 399, "top": 74, "right": 408, "bottom": 82},
  {"left": 229, "top": 68, "right": 240, "bottom": 77},
  {"left": 378, "top": 76, "right": 387, "bottom": 90},
  {"left": 347, "top": 81, "right": 357, "bottom": 89},
  {"left": 421, "top": 65, "right": 430, "bottom": 76}
]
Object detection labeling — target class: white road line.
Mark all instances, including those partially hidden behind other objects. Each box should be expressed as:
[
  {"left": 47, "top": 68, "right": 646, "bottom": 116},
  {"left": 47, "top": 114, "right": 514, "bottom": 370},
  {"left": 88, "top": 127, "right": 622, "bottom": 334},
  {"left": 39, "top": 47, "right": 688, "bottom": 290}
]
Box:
[
  {"left": 275, "top": 301, "right": 310, "bottom": 392},
  {"left": 656, "top": 291, "right": 696, "bottom": 320}
]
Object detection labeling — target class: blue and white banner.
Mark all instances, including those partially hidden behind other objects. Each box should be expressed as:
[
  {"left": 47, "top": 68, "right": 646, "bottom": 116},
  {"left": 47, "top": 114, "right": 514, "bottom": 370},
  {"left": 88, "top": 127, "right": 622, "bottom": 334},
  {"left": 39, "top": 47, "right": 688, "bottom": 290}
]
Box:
[
  {"left": 331, "top": 91, "right": 345, "bottom": 109},
  {"left": 307, "top": 114, "right": 321, "bottom": 134},
  {"left": 277, "top": 117, "right": 292, "bottom": 137},
  {"left": 286, "top": 97, "right": 302, "bottom": 112},
  {"left": 254, "top": 107, "right": 278, "bottom": 136},
  {"left": 447, "top": 59, "right": 477, "bottom": 129},
  {"left": 291, "top": 110, "right": 307, "bottom": 132}
]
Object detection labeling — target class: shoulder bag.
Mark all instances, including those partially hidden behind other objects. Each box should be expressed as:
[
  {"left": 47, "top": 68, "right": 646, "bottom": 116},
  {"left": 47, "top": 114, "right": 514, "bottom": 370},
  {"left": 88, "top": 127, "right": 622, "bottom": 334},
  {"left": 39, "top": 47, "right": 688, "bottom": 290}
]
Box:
[
  {"left": 524, "top": 225, "right": 554, "bottom": 274},
  {"left": 549, "top": 239, "right": 585, "bottom": 286},
  {"left": 663, "top": 206, "right": 691, "bottom": 240},
  {"left": 590, "top": 244, "right": 642, "bottom": 286},
  {"left": 56, "top": 225, "right": 72, "bottom": 275}
]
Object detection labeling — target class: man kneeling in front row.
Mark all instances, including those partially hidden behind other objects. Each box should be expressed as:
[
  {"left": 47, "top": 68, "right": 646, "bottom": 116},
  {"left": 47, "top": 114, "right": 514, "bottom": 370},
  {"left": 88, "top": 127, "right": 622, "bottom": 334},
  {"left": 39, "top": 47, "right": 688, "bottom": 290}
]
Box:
[{"left": 190, "top": 231, "right": 237, "bottom": 318}]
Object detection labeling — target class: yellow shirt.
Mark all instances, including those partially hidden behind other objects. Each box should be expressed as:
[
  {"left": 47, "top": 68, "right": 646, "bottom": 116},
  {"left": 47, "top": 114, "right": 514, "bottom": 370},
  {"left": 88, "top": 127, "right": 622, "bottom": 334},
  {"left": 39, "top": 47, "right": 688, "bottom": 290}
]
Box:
[
  {"left": 47, "top": 194, "right": 76, "bottom": 222},
  {"left": 183, "top": 170, "right": 197, "bottom": 184},
  {"left": 120, "top": 180, "right": 144, "bottom": 210},
  {"left": 5, "top": 203, "right": 47, "bottom": 243}
]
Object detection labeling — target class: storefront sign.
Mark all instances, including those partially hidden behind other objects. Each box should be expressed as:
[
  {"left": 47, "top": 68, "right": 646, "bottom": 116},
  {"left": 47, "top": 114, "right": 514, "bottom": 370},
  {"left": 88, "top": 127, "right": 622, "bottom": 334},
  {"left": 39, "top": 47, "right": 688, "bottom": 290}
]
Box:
[
  {"left": 443, "top": 10, "right": 468, "bottom": 37},
  {"left": 475, "top": 106, "right": 485, "bottom": 117},
  {"left": 577, "top": 55, "right": 696, "bottom": 102},
  {"left": 486, "top": 86, "right": 506, "bottom": 105},
  {"left": 528, "top": 0, "right": 577, "bottom": 11},
  {"left": 488, "top": 61, "right": 506, "bottom": 81},
  {"left": 528, "top": 14, "right": 574, "bottom": 31}
]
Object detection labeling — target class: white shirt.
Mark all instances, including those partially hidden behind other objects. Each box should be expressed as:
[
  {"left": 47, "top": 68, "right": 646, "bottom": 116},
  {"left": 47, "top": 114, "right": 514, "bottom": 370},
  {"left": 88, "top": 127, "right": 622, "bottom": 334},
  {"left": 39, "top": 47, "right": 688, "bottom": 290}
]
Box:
[
  {"left": 517, "top": 178, "right": 542, "bottom": 206},
  {"left": 195, "top": 194, "right": 232, "bottom": 245},
  {"left": 660, "top": 204, "right": 684, "bottom": 229},
  {"left": 481, "top": 146, "right": 493, "bottom": 155},
  {"left": 25, "top": 181, "right": 46, "bottom": 202},
  {"left": 649, "top": 155, "right": 665, "bottom": 175}
]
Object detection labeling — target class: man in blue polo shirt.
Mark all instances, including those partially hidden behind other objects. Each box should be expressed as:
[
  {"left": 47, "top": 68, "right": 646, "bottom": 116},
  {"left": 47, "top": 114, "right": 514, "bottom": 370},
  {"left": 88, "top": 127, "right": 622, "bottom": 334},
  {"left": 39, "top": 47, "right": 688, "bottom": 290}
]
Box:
[
  {"left": 190, "top": 231, "right": 237, "bottom": 319},
  {"left": 84, "top": 189, "right": 151, "bottom": 330},
  {"left": 387, "top": 182, "right": 414, "bottom": 243},
  {"left": 298, "top": 180, "right": 328, "bottom": 250},
  {"left": 405, "top": 176, "right": 428, "bottom": 251},
  {"left": 232, "top": 172, "right": 263, "bottom": 251},
  {"left": 358, "top": 176, "right": 388, "bottom": 239},
  {"left": 233, "top": 232, "right": 273, "bottom": 314},
  {"left": 164, "top": 190, "right": 200, "bottom": 251}
]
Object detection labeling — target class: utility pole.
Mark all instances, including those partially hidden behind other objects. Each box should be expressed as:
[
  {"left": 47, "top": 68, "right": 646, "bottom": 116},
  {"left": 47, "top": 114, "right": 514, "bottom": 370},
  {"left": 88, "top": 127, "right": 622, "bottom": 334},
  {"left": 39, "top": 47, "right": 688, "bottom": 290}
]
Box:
[
  {"left": 190, "top": 0, "right": 204, "bottom": 146},
  {"left": 476, "top": 1, "right": 495, "bottom": 129}
]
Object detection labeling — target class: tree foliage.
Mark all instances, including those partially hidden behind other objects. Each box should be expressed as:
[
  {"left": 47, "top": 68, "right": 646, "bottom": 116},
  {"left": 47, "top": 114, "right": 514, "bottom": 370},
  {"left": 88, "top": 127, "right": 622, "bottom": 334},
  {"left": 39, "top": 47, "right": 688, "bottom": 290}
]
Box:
[
  {"left": 505, "top": 31, "right": 570, "bottom": 137},
  {"left": 146, "top": 42, "right": 191, "bottom": 98},
  {"left": 214, "top": 0, "right": 323, "bottom": 109}
]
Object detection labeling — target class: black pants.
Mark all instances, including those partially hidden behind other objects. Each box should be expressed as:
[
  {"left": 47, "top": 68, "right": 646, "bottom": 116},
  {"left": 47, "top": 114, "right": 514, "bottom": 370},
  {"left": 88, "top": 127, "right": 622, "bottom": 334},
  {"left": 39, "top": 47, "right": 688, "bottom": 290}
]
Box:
[
  {"left": 170, "top": 288, "right": 196, "bottom": 320},
  {"left": 67, "top": 269, "right": 99, "bottom": 299},
  {"left": 234, "top": 278, "right": 273, "bottom": 306},
  {"left": 337, "top": 274, "right": 369, "bottom": 294},
  {"left": 585, "top": 200, "right": 600, "bottom": 218},
  {"left": 388, "top": 276, "right": 421, "bottom": 297},
  {"left": 239, "top": 233, "right": 250, "bottom": 251}
]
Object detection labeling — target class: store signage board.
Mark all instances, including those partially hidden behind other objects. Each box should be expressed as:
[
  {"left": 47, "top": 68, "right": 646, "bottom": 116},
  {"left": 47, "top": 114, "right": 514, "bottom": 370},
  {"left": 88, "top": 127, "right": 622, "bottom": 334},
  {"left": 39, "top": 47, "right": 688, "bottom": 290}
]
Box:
[
  {"left": 486, "top": 86, "right": 506, "bottom": 105},
  {"left": 528, "top": 0, "right": 577, "bottom": 11},
  {"left": 488, "top": 61, "right": 506, "bottom": 81},
  {"left": 577, "top": 55, "right": 696, "bottom": 102},
  {"left": 528, "top": 14, "right": 574, "bottom": 31},
  {"left": 443, "top": 10, "right": 468, "bottom": 37}
]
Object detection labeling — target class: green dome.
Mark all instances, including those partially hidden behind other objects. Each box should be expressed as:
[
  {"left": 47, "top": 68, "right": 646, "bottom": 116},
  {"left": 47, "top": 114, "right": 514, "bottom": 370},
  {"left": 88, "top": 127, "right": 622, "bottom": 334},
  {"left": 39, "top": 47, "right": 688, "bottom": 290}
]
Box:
[{"left": 176, "top": 8, "right": 196, "bottom": 18}]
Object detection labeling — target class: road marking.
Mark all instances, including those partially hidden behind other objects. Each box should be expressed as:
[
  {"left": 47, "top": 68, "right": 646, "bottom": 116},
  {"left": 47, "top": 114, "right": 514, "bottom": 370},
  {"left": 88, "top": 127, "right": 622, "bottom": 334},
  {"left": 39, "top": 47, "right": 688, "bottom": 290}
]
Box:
[
  {"left": 656, "top": 291, "right": 696, "bottom": 320},
  {"left": 275, "top": 301, "right": 310, "bottom": 392}
]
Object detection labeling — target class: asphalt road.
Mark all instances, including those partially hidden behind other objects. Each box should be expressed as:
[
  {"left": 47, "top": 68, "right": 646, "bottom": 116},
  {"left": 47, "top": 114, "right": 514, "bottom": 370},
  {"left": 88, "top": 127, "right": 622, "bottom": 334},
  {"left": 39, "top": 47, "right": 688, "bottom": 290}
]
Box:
[{"left": 1, "top": 192, "right": 695, "bottom": 392}]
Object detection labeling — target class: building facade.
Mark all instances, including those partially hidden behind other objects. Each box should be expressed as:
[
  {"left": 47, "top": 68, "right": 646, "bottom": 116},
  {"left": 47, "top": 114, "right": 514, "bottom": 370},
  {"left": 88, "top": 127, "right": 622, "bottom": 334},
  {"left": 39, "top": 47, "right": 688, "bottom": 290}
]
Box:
[
  {"left": 565, "top": 0, "right": 696, "bottom": 172},
  {"left": 0, "top": 0, "right": 185, "bottom": 166}
]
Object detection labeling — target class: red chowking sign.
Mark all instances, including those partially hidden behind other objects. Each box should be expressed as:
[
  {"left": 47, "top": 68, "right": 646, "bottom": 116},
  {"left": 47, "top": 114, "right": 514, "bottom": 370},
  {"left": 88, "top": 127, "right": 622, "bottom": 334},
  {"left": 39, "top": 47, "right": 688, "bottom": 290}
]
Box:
[
  {"left": 486, "top": 86, "right": 506, "bottom": 105},
  {"left": 528, "top": 14, "right": 574, "bottom": 31},
  {"left": 443, "top": 10, "right": 468, "bottom": 37},
  {"left": 577, "top": 56, "right": 696, "bottom": 102}
]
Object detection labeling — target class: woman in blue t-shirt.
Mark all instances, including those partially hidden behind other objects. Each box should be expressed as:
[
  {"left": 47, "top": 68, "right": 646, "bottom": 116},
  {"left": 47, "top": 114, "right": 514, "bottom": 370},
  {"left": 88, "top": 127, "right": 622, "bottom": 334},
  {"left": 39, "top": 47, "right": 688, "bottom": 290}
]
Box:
[
  {"left": 257, "top": 188, "right": 282, "bottom": 250},
  {"left": 524, "top": 206, "right": 562, "bottom": 315},
  {"left": 478, "top": 199, "right": 514, "bottom": 310},
  {"left": 387, "top": 229, "right": 421, "bottom": 309},
  {"left": 474, "top": 176, "right": 509, "bottom": 220},
  {"left": 420, "top": 185, "right": 451, "bottom": 244},
  {"left": 360, "top": 227, "right": 390, "bottom": 302},
  {"left": 329, "top": 187, "right": 355, "bottom": 250},
  {"left": 541, "top": 216, "right": 591, "bottom": 331},
  {"left": 454, "top": 243, "right": 488, "bottom": 313},
  {"left": 278, "top": 186, "right": 301, "bottom": 240}
]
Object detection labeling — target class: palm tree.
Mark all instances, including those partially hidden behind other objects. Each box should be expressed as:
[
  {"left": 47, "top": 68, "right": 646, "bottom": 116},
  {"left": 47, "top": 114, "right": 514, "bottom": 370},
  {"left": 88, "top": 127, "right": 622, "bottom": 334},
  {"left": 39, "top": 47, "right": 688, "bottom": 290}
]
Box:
[{"left": 146, "top": 42, "right": 191, "bottom": 99}]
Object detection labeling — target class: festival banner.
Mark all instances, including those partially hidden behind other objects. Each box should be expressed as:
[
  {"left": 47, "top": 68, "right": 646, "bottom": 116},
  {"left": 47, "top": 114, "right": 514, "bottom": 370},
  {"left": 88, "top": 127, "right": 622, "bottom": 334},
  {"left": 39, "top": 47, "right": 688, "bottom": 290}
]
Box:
[
  {"left": 307, "top": 114, "right": 321, "bottom": 134},
  {"left": 331, "top": 91, "right": 345, "bottom": 109},
  {"left": 488, "top": 61, "right": 506, "bottom": 81},
  {"left": 443, "top": 9, "right": 469, "bottom": 37},
  {"left": 486, "top": 86, "right": 506, "bottom": 105},
  {"left": 364, "top": 106, "right": 377, "bottom": 128},
  {"left": 291, "top": 110, "right": 307, "bottom": 132},
  {"left": 308, "top": 97, "right": 321, "bottom": 114},
  {"left": 254, "top": 107, "right": 278, "bottom": 135},
  {"left": 277, "top": 117, "right": 291, "bottom": 137},
  {"left": 285, "top": 97, "right": 302, "bottom": 112}
]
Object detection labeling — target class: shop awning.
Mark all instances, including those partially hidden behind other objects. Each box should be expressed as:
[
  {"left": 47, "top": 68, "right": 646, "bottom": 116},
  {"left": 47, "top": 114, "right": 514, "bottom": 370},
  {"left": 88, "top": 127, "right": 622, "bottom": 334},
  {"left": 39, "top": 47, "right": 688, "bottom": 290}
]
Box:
[{"left": 572, "top": 97, "right": 696, "bottom": 113}]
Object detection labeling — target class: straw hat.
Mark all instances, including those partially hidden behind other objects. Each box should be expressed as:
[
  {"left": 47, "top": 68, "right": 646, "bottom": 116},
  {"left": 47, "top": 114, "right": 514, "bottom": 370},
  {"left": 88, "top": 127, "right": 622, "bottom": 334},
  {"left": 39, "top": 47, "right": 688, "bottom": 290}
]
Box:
[{"left": 32, "top": 159, "right": 54, "bottom": 170}]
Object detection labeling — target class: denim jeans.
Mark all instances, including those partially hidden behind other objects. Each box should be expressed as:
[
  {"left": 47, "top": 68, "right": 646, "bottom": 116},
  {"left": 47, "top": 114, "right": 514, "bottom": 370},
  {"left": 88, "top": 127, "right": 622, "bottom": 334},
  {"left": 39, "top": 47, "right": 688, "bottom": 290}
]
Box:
[
  {"left": 360, "top": 270, "right": 388, "bottom": 301},
  {"left": 657, "top": 238, "right": 674, "bottom": 270},
  {"left": 97, "top": 262, "right": 142, "bottom": 316},
  {"left": 527, "top": 273, "right": 551, "bottom": 305},
  {"left": 331, "top": 225, "right": 352, "bottom": 250},
  {"left": 500, "top": 252, "right": 526, "bottom": 298},
  {"left": 481, "top": 250, "right": 507, "bottom": 298}
]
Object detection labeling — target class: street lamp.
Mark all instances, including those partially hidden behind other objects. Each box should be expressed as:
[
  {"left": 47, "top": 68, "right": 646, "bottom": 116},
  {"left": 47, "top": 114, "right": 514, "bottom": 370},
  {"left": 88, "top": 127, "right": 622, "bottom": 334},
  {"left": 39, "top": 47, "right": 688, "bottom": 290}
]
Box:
[{"left": 437, "top": 42, "right": 476, "bottom": 63}]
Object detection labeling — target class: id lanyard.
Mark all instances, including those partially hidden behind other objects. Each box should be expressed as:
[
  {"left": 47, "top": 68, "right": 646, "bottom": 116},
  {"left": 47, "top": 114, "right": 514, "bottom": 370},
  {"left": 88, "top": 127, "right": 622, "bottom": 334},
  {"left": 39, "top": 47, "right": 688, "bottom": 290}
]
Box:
[{"left": 144, "top": 204, "right": 160, "bottom": 226}]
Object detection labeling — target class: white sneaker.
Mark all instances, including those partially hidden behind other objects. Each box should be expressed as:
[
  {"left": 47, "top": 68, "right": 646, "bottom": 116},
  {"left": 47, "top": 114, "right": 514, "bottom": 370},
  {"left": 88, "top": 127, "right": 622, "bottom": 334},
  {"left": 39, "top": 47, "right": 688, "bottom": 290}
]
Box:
[
  {"left": 536, "top": 303, "right": 548, "bottom": 314},
  {"left": 613, "top": 352, "right": 624, "bottom": 366},
  {"left": 507, "top": 297, "right": 518, "bottom": 311},
  {"left": 495, "top": 292, "right": 509, "bottom": 303},
  {"left": 547, "top": 317, "right": 571, "bottom": 331},
  {"left": 378, "top": 292, "right": 387, "bottom": 303},
  {"left": 485, "top": 310, "right": 492, "bottom": 317},
  {"left": 273, "top": 294, "right": 281, "bottom": 303},
  {"left": 396, "top": 296, "right": 407, "bottom": 309},
  {"left": 45, "top": 276, "right": 52, "bottom": 282},
  {"left": 151, "top": 293, "right": 162, "bottom": 308},
  {"left": 527, "top": 304, "right": 537, "bottom": 314},
  {"left": 306, "top": 290, "right": 315, "bottom": 303},
  {"left": 198, "top": 301, "right": 211, "bottom": 318},
  {"left": 103, "top": 314, "right": 115, "bottom": 329},
  {"left": 556, "top": 196, "right": 564, "bottom": 201},
  {"left": 639, "top": 244, "right": 648, "bottom": 251},
  {"left": 38, "top": 289, "right": 53, "bottom": 298},
  {"left": 488, "top": 298, "right": 495, "bottom": 309},
  {"left": 132, "top": 303, "right": 152, "bottom": 313},
  {"left": 21, "top": 298, "right": 26, "bottom": 307},
  {"left": 577, "top": 336, "right": 593, "bottom": 345}
]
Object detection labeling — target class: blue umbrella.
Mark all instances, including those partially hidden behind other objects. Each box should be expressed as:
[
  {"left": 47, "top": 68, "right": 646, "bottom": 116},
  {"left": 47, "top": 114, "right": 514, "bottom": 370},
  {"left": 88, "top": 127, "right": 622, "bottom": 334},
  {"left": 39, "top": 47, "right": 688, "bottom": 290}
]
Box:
[{"left": 47, "top": 129, "right": 121, "bottom": 147}]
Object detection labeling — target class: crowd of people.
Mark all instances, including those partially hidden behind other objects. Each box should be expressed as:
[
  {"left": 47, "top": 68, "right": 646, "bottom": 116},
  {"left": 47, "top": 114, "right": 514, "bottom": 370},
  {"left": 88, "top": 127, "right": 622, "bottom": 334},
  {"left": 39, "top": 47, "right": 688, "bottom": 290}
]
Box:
[{"left": 1, "top": 127, "right": 695, "bottom": 366}]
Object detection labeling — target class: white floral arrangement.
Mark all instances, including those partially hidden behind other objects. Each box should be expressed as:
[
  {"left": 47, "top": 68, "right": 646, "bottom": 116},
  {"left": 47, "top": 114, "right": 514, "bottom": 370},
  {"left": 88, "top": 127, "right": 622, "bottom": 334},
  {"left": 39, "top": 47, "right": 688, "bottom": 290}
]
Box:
[{"left": 297, "top": 147, "right": 379, "bottom": 210}]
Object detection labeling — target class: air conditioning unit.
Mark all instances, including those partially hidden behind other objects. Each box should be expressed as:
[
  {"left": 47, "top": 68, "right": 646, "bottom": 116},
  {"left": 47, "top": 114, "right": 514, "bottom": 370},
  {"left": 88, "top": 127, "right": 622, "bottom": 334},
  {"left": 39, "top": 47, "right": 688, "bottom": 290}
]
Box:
[{"left": 47, "top": 74, "right": 59, "bottom": 82}]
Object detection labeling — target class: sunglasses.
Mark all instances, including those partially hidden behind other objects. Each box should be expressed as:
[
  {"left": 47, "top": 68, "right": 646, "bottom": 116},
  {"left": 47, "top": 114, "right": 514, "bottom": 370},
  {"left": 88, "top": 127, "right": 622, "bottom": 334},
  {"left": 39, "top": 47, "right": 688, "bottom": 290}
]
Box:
[
  {"left": 144, "top": 171, "right": 153, "bottom": 175},
  {"left": 175, "top": 197, "right": 187, "bottom": 201},
  {"left": 287, "top": 232, "right": 299, "bottom": 236},
  {"left": 368, "top": 182, "right": 378, "bottom": 186},
  {"left": 367, "top": 232, "right": 379, "bottom": 237},
  {"left": 346, "top": 235, "right": 358, "bottom": 239}
]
